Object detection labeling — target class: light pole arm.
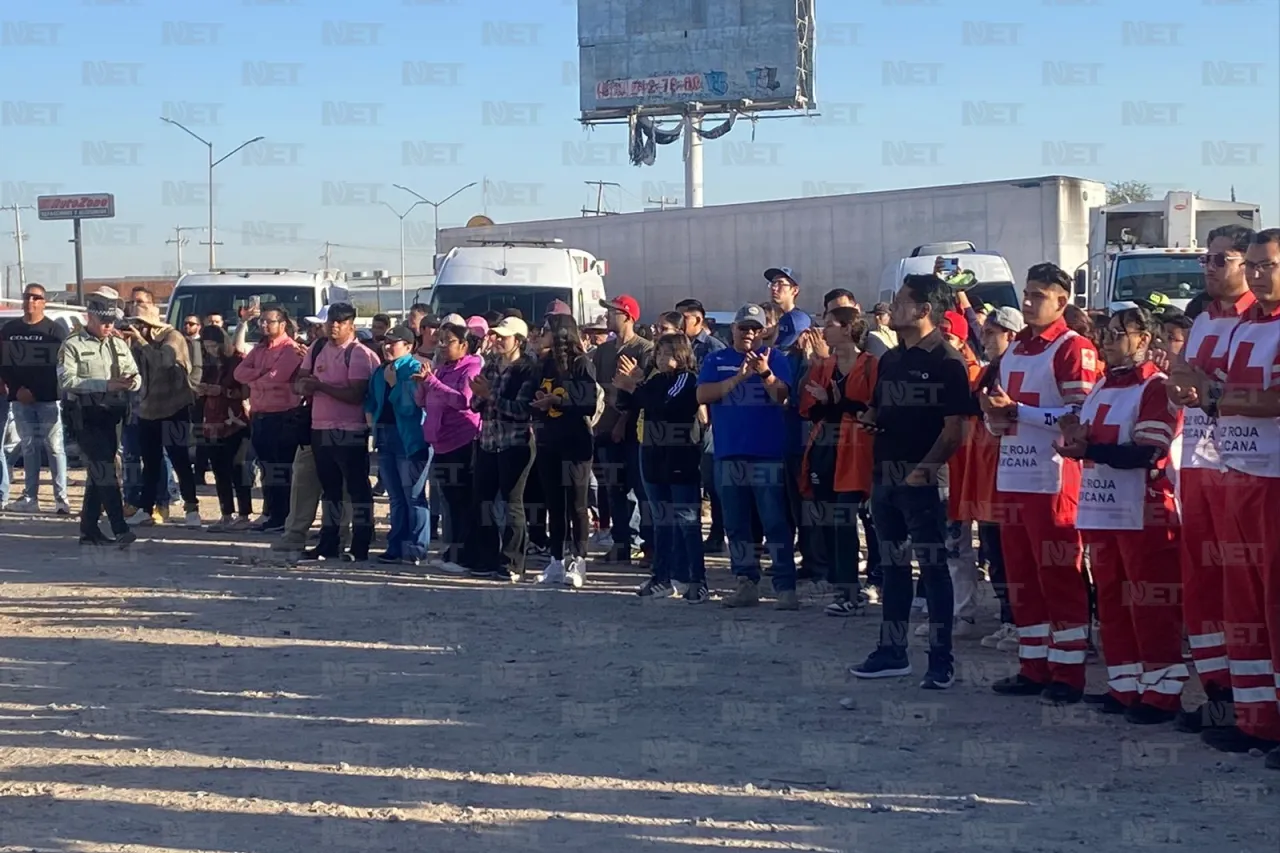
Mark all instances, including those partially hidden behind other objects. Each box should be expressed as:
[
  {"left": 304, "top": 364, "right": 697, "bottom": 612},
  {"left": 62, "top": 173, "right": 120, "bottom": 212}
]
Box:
[
  {"left": 437, "top": 181, "right": 478, "bottom": 207},
  {"left": 213, "top": 136, "right": 265, "bottom": 168},
  {"left": 160, "top": 116, "right": 211, "bottom": 148}
]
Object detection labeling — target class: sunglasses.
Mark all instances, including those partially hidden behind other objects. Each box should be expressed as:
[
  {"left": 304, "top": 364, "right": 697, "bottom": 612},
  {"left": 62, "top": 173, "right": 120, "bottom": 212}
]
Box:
[
  {"left": 22, "top": 293, "right": 45, "bottom": 302},
  {"left": 1200, "top": 253, "right": 1244, "bottom": 268},
  {"left": 1100, "top": 326, "right": 1145, "bottom": 342}
]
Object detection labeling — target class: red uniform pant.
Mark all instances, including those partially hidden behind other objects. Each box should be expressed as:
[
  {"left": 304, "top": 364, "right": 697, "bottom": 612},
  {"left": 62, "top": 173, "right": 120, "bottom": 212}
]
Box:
[
  {"left": 1086, "top": 524, "right": 1186, "bottom": 712},
  {"left": 1178, "top": 467, "right": 1231, "bottom": 694},
  {"left": 998, "top": 490, "right": 1089, "bottom": 690},
  {"left": 1218, "top": 470, "right": 1280, "bottom": 741}
]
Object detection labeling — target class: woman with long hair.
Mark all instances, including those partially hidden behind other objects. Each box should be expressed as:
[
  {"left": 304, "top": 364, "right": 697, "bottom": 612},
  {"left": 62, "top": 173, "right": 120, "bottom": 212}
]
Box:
[
  {"left": 531, "top": 313, "right": 601, "bottom": 588},
  {"left": 1055, "top": 307, "right": 1184, "bottom": 723},
  {"left": 615, "top": 332, "right": 706, "bottom": 602},
  {"left": 415, "top": 318, "right": 483, "bottom": 572},
  {"left": 798, "top": 306, "right": 877, "bottom": 615},
  {"left": 197, "top": 325, "right": 253, "bottom": 531}
]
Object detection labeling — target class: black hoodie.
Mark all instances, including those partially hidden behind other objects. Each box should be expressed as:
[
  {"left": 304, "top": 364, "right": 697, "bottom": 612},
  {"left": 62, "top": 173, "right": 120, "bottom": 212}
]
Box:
[
  {"left": 533, "top": 354, "right": 599, "bottom": 462},
  {"left": 618, "top": 369, "right": 701, "bottom": 485},
  {"left": 1, "top": 317, "right": 67, "bottom": 402}
]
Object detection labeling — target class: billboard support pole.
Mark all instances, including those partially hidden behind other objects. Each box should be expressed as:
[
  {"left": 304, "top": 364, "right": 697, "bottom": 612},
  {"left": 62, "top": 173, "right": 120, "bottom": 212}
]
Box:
[
  {"left": 684, "top": 114, "right": 704, "bottom": 209},
  {"left": 72, "top": 217, "right": 85, "bottom": 305}
]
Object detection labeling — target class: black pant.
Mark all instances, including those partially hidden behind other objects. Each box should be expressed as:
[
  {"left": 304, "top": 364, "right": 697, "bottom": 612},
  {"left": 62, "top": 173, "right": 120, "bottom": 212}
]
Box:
[
  {"left": 78, "top": 411, "right": 128, "bottom": 537},
  {"left": 472, "top": 442, "right": 535, "bottom": 575},
  {"left": 523, "top": 456, "right": 548, "bottom": 549},
  {"left": 535, "top": 443, "right": 591, "bottom": 561},
  {"left": 978, "top": 522, "right": 1013, "bottom": 624},
  {"left": 190, "top": 404, "right": 210, "bottom": 479},
  {"left": 251, "top": 410, "right": 299, "bottom": 525},
  {"left": 860, "top": 503, "right": 882, "bottom": 588},
  {"left": 312, "top": 428, "right": 373, "bottom": 558},
  {"left": 871, "top": 482, "right": 955, "bottom": 669},
  {"left": 208, "top": 428, "right": 252, "bottom": 517},
  {"left": 433, "top": 443, "right": 475, "bottom": 566},
  {"left": 139, "top": 412, "right": 197, "bottom": 513},
  {"left": 809, "top": 481, "right": 864, "bottom": 592}
]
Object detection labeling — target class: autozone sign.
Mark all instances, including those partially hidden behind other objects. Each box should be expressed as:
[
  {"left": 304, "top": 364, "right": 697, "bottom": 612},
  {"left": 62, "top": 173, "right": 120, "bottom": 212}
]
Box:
[{"left": 36, "top": 193, "right": 115, "bottom": 221}]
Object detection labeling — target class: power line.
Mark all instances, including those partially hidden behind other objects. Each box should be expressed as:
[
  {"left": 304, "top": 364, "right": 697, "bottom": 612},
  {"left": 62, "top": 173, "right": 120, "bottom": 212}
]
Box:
[
  {"left": 582, "top": 180, "right": 621, "bottom": 217},
  {"left": 166, "top": 225, "right": 204, "bottom": 273}
]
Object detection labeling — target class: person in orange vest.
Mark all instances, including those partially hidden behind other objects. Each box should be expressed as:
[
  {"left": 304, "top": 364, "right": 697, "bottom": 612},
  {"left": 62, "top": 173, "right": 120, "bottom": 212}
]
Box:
[
  {"left": 981, "top": 263, "right": 1101, "bottom": 705},
  {"left": 1055, "top": 307, "right": 1185, "bottom": 723},
  {"left": 798, "top": 306, "right": 877, "bottom": 616}
]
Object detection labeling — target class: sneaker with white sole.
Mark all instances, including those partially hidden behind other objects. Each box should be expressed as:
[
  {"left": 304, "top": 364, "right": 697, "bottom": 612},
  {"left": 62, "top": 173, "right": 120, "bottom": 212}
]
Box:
[
  {"left": 229, "top": 515, "right": 253, "bottom": 531},
  {"left": 952, "top": 617, "right": 980, "bottom": 639},
  {"left": 435, "top": 561, "right": 468, "bottom": 575},
  {"left": 672, "top": 580, "right": 690, "bottom": 598},
  {"left": 184, "top": 510, "right": 202, "bottom": 529},
  {"left": 567, "top": 557, "right": 587, "bottom": 588},
  {"left": 996, "top": 630, "right": 1020, "bottom": 654},
  {"left": 207, "top": 515, "right": 236, "bottom": 533},
  {"left": 981, "top": 623, "right": 1017, "bottom": 649},
  {"left": 55, "top": 501, "right": 72, "bottom": 516},
  {"left": 538, "top": 558, "right": 566, "bottom": 585},
  {"left": 10, "top": 496, "right": 38, "bottom": 513},
  {"left": 126, "top": 509, "right": 155, "bottom": 527}
]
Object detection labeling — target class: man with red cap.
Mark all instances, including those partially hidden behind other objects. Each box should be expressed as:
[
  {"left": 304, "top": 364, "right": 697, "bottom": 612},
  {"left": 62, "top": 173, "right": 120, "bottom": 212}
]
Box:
[
  {"left": 591, "top": 294, "right": 654, "bottom": 565},
  {"left": 981, "top": 262, "right": 1100, "bottom": 705}
]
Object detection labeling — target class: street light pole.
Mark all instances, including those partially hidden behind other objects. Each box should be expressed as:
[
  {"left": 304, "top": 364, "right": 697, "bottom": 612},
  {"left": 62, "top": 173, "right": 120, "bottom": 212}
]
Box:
[
  {"left": 381, "top": 200, "right": 426, "bottom": 314},
  {"left": 160, "top": 117, "right": 264, "bottom": 270},
  {"left": 393, "top": 181, "right": 479, "bottom": 263}
]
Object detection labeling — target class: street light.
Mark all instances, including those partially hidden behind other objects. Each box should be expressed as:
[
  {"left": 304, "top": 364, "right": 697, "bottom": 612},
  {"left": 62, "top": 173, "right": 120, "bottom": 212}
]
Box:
[
  {"left": 160, "top": 117, "right": 264, "bottom": 270},
  {"left": 393, "top": 180, "right": 478, "bottom": 258},
  {"left": 381, "top": 200, "right": 426, "bottom": 314}
]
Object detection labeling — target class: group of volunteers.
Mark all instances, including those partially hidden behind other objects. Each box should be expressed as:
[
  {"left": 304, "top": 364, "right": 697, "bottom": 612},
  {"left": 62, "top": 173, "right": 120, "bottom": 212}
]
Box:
[{"left": 3, "top": 224, "right": 1278, "bottom": 772}]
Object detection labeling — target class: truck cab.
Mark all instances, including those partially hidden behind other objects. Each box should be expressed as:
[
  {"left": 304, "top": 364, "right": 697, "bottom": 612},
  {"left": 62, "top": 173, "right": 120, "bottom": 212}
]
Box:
[
  {"left": 166, "top": 268, "right": 350, "bottom": 342},
  {"left": 1085, "top": 191, "right": 1261, "bottom": 312},
  {"left": 427, "top": 239, "right": 608, "bottom": 326}
]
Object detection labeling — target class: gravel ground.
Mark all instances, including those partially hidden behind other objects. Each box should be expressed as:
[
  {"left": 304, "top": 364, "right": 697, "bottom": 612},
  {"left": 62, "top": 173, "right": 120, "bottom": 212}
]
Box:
[{"left": 0, "top": 475, "right": 1276, "bottom": 853}]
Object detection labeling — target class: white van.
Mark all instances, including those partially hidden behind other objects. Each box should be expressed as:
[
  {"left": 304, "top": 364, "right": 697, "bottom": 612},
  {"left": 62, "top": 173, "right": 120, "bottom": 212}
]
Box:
[
  {"left": 427, "top": 239, "right": 607, "bottom": 325},
  {"left": 879, "top": 251, "right": 1020, "bottom": 311},
  {"left": 166, "top": 269, "right": 349, "bottom": 342}
]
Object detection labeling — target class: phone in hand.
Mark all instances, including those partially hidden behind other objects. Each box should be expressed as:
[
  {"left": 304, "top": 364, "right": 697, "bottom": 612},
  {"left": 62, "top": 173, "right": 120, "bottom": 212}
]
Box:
[{"left": 940, "top": 257, "right": 960, "bottom": 275}]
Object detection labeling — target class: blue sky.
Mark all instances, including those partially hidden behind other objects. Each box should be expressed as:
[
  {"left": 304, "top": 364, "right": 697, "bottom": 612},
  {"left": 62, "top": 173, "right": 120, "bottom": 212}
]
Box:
[{"left": 1, "top": 0, "right": 1276, "bottom": 289}]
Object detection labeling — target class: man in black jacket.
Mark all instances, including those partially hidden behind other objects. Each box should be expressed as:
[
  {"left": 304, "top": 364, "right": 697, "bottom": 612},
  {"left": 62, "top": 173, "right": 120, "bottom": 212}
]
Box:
[{"left": 0, "top": 283, "right": 70, "bottom": 514}]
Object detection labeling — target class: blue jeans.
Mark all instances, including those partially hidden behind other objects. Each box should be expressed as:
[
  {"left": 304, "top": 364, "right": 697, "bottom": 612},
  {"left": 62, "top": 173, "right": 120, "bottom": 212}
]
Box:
[
  {"left": 122, "top": 418, "right": 179, "bottom": 507},
  {"left": 596, "top": 439, "right": 649, "bottom": 552},
  {"left": 714, "top": 457, "right": 796, "bottom": 592},
  {"left": 644, "top": 478, "right": 706, "bottom": 585},
  {"left": 0, "top": 400, "right": 10, "bottom": 505},
  {"left": 871, "top": 482, "right": 954, "bottom": 669},
  {"left": 375, "top": 424, "right": 431, "bottom": 560},
  {"left": 12, "top": 401, "right": 68, "bottom": 504}
]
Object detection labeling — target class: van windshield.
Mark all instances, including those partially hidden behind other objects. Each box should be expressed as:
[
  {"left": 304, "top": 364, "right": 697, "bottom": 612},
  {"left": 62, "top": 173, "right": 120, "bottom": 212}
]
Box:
[
  {"left": 429, "top": 285, "right": 574, "bottom": 324},
  {"left": 1112, "top": 255, "right": 1205, "bottom": 302},
  {"left": 166, "top": 286, "right": 317, "bottom": 342},
  {"left": 966, "top": 283, "right": 1019, "bottom": 311}
]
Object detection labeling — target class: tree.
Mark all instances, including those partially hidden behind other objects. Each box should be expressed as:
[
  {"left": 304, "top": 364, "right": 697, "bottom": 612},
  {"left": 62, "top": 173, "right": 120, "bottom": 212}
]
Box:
[{"left": 1106, "top": 180, "right": 1153, "bottom": 204}]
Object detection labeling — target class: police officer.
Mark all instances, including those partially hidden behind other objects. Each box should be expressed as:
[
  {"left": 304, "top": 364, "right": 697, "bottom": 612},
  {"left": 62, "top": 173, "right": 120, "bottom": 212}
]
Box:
[{"left": 57, "top": 296, "right": 141, "bottom": 546}]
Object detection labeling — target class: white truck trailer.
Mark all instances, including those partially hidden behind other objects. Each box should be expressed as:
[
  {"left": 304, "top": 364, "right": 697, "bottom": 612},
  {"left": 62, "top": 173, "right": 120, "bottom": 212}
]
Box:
[
  {"left": 437, "top": 175, "right": 1104, "bottom": 317},
  {"left": 1083, "top": 190, "right": 1262, "bottom": 312}
]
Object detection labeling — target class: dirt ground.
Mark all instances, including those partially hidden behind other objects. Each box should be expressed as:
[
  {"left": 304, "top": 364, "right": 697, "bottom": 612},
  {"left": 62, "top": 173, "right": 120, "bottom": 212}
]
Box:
[{"left": 0, "top": 473, "right": 1276, "bottom": 853}]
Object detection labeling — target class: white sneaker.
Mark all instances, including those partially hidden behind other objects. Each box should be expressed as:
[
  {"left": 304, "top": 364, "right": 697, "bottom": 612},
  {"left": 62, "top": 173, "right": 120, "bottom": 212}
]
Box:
[
  {"left": 672, "top": 580, "right": 690, "bottom": 598},
  {"left": 911, "top": 596, "right": 927, "bottom": 614},
  {"left": 229, "top": 515, "right": 253, "bottom": 531},
  {"left": 11, "top": 496, "right": 38, "bottom": 513},
  {"left": 981, "top": 623, "right": 1016, "bottom": 649},
  {"left": 538, "top": 558, "right": 566, "bottom": 586},
  {"left": 207, "top": 515, "right": 236, "bottom": 532},
  {"left": 952, "top": 617, "right": 980, "bottom": 639},
  {"left": 566, "top": 556, "right": 587, "bottom": 589},
  {"left": 914, "top": 622, "right": 931, "bottom": 637},
  {"left": 184, "top": 510, "right": 202, "bottom": 529},
  {"left": 126, "top": 509, "right": 154, "bottom": 527},
  {"left": 436, "top": 561, "right": 468, "bottom": 575}
]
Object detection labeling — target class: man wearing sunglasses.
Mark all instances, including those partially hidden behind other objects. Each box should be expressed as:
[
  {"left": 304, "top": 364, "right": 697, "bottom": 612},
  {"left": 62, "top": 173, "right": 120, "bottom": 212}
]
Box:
[
  {"left": 0, "top": 283, "right": 71, "bottom": 514},
  {"left": 1166, "top": 224, "right": 1255, "bottom": 736}
]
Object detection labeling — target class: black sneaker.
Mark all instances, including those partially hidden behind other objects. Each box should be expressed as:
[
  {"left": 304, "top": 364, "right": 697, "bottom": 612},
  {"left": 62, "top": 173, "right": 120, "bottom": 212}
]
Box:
[
  {"left": 114, "top": 529, "right": 137, "bottom": 549},
  {"left": 1266, "top": 746, "right": 1280, "bottom": 770},
  {"left": 252, "top": 520, "right": 286, "bottom": 533},
  {"left": 1124, "top": 704, "right": 1177, "bottom": 725},
  {"left": 79, "top": 533, "right": 113, "bottom": 546},
  {"left": 684, "top": 582, "right": 710, "bottom": 604},
  {"left": 637, "top": 579, "right": 673, "bottom": 598},
  {"left": 299, "top": 548, "right": 340, "bottom": 564},
  {"left": 849, "top": 648, "right": 912, "bottom": 679},
  {"left": 1201, "top": 726, "right": 1280, "bottom": 754},
  {"left": 377, "top": 553, "right": 403, "bottom": 565},
  {"left": 702, "top": 537, "right": 726, "bottom": 555},
  {"left": 1039, "top": 682, "right": 1084, "bottom": 706},
  {"left": 992, "top": 674, "right": 1048, "bottom": 696},
  {"left": 1083, "top": 693, "right": 1129, "bottom": 715},
  {"left": 920, "top": 665, "right": 955, "bottom": 690}
]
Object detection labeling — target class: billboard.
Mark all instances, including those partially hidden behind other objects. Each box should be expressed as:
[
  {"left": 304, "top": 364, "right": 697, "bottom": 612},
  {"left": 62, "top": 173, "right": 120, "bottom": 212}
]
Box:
[
  {"left": 578, "top": 0, "right": 815, "bottom": 121},
  {"left": 37, "top": 193, "right": 115, "bottom": 221}
]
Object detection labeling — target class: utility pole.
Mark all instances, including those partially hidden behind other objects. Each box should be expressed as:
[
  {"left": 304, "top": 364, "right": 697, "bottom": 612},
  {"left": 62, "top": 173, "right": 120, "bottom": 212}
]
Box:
[
  {"left": 0, "top": 204, "right": 32, "bottom": 289},
  {"left": 582, "top": 181, "right": 621, "bottom": 217},
  {"left": 647, "top": 196, "right": 679, "bottom": 211},
  {"left": 166, "top": 225, "right": 202, "bottom": 274},
  {"left": 319, "top": 241, "right": 333, "bottom": 270}
]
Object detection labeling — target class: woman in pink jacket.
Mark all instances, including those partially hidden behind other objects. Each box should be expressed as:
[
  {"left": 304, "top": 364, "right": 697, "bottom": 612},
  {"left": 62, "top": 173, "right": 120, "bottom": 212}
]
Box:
[{"left": 414, "top": 316, "right": 483, "bottom": 573}]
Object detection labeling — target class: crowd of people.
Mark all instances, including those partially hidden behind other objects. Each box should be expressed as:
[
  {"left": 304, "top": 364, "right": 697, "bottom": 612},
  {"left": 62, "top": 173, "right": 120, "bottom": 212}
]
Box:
[{"left": 1, "top": 224, "right": 1279, "bottom": 772}]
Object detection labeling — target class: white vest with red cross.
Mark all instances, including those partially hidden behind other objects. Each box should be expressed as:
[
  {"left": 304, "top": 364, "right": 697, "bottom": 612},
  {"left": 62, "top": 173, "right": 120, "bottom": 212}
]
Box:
[
  {"left": 1180, "top": 309, "right": 1248, "bottom": 471},
  {"left": 1076, "top": 374, "right": 1158, "bottom": 531},
  {"left": 1217, "top": 317, "right": 1280, "bottom": 479},
  {"left": 997, "top": 332, "right": 1079, "bottom": 494}
]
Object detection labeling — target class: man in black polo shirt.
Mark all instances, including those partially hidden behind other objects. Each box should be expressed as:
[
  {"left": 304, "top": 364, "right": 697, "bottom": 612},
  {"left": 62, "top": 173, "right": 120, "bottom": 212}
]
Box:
[{"left": 850, "top": 274, "right": 969, "bottom": 689}]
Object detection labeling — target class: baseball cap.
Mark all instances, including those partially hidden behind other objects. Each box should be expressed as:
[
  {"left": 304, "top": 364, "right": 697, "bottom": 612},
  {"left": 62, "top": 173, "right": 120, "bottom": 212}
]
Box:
[
  {"left": 420, "top": 314, "right": 442, "bottom": 329},
  {"left": 438, "top": 312, "right": 467, "bottom": 328},
  {"left": 764, "top": 266, "right": 800, "bottom": 287},
  {"left": 774, "top": 310, "right": 812, "bottom": 349},
  {"left": 491, "top": 316, "right": 529, "bottom": 338},
  {"left": 544, "top": 299, "right": 572, "bottom": 317},
  {"left": 871, "top": 302, "right": 892, "bottom": 317},
  {"left": 466, "top": 315, "right": 489, "bottom": 337},
  {"left": 600, "top": 295, "right": 640, "bottom": 323},
  {"left": 303, "top": 305, "right": 329, "bottom": 325},
  {"left": 987, "top": 306, "right": 1027, "bottom": 335},
  {"left": 942, "top": 310, "right": 969, "bottom": 343},
  {"left": 356, "top": 328, "right": 374, "bottom": 342},
  {"left": 384, "top": 324, "right": 415, "bottom": 344},
  {"left": 733, "top": 304, "right": 767, "bottom": 328}
]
